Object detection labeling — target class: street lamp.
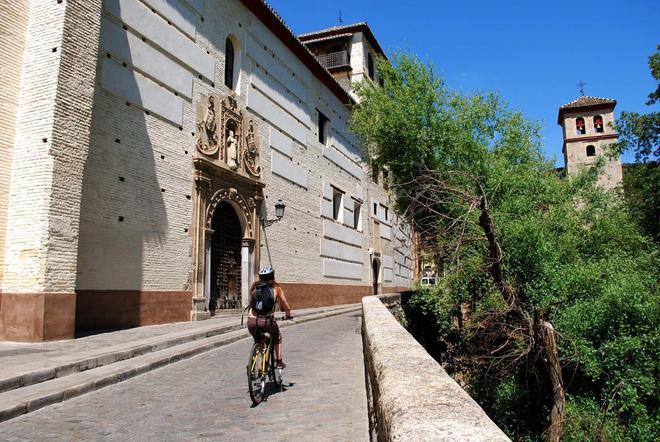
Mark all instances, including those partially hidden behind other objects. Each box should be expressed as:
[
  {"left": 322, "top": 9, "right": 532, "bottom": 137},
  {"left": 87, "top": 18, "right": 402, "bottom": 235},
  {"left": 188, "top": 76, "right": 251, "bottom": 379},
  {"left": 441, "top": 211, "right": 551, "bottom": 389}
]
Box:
[{"left": 262, "top": 199, "right": 286, "bottom": 227}]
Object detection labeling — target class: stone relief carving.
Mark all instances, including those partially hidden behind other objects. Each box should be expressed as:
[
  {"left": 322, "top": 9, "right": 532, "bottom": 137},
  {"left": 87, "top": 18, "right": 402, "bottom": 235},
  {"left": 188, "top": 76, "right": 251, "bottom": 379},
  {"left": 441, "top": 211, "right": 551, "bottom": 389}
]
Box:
[
  {"left": 243, "top": 119, "right": 261, "bottom": 178},
  {"left": 194, "top": 94, "right": 261, "bottom": 183},
  {"left": 196, "top": 96, "right": 219, "bottom": 157},
  {"left": 206, "top": 187, "right": 254, "bottom": 238},
  {"left": 226, "top": 130, "right": 238, "bottom": 171},
  {"left": 221, "top": 95, "right": 243, "bottom": 169}
]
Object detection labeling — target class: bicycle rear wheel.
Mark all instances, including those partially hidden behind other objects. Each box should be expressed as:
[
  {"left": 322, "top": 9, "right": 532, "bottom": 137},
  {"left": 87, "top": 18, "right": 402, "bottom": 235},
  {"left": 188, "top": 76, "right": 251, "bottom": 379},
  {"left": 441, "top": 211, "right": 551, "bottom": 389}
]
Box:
[
  {"left": 269, "top": 344, "right": 282, "bottom": 388},
  {"left": 247, "top": 341, "right": 266, "bottom": 405}
]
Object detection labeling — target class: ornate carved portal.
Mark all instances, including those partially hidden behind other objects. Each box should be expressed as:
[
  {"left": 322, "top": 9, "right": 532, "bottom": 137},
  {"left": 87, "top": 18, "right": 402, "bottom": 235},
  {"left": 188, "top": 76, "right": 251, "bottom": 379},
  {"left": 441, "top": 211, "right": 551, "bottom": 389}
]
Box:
[{"left": 190, "top": 93, "right": 264, "bottom": 320}]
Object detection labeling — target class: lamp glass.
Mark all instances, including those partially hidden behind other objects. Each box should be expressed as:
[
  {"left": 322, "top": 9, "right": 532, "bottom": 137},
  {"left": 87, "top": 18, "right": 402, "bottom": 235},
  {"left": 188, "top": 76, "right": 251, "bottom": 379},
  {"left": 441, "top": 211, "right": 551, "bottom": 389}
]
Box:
[{"left": 275, "top": 199, "right": 285, "bottom": 219}]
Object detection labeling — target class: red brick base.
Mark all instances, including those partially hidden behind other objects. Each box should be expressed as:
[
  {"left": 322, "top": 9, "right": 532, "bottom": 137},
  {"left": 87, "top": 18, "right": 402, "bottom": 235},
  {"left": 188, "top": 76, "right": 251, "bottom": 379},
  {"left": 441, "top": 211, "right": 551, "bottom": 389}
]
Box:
[
  {"left": 278, "top": 283, "right": 411, "bottom": 310},
  {"left": 0, "top": 292, "right": 76, "bottom": 342},
  {"left": 0, "top": 284, "right": 412, "bottom": 341},
  {"left": 75, "top": 290, "right": 192, "bottom": 333}
]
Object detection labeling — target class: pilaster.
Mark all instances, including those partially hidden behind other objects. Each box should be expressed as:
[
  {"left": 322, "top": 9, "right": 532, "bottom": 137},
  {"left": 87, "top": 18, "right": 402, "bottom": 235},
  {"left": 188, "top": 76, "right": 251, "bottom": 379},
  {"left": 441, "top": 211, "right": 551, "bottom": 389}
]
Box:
[{"left": 1, "top": 0, "right": 103, "bottom": 341}]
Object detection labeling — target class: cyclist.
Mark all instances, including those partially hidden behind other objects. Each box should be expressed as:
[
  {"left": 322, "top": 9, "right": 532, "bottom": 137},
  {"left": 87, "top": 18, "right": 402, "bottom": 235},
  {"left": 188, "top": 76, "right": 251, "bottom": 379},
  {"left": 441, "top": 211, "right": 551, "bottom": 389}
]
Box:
[{"left": 247, "top": 267, "right": 292, "bottom": 368}]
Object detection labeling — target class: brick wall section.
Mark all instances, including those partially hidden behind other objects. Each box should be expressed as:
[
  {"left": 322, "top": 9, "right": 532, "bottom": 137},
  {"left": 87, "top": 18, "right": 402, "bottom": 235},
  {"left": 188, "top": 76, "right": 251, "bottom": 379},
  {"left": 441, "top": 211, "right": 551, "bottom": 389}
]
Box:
[
  {"left": 2, "top": 0, "right": 103, "bottom": 293},
  {"left": 0, "top": 0, "right": 30, "bottom": 288}
]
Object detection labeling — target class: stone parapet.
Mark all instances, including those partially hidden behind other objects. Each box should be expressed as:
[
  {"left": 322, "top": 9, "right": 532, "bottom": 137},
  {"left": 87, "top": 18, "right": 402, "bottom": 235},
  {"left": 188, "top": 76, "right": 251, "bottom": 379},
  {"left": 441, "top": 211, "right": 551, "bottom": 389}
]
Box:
[{"left": 361, "top": 295, "right": 510, "bottom": 441}]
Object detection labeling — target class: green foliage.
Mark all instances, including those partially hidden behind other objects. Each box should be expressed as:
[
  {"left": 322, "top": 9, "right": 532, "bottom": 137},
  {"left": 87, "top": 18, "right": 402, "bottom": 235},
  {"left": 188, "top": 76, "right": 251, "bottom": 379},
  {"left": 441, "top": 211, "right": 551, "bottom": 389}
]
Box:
[
  {"left": 622, "top": 162, "right": 659, "bottom": 242},
  {"left": 353, "top": 53, "right": 660, "bottom": 440}
]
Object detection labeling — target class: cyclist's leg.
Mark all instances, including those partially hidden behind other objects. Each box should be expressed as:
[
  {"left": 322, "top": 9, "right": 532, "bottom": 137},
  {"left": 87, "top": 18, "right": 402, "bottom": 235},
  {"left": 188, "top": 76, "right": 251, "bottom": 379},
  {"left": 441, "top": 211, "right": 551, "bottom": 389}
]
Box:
[{"left": 269, "top": 317, "right": 284, "bottom": 366}]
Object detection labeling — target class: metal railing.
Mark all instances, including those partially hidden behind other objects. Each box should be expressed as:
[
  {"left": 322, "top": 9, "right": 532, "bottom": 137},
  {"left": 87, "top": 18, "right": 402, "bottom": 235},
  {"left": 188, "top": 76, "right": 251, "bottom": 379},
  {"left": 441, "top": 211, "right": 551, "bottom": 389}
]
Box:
[{"left": 316, "top": 51, "right": 349, "bottom": 69}]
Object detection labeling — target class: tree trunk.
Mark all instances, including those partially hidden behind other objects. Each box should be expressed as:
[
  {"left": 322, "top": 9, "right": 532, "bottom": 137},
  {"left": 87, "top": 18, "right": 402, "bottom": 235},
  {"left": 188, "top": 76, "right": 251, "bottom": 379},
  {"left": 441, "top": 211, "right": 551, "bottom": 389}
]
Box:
[
  {"left": 478, "top": 195, "right": 565, "bottom": 441},
  {"left": 478, "top": 198, "right": 516, "bottom": 306},
  {"left": 535, "top": 310, "right": 565, "bottom": 442}
]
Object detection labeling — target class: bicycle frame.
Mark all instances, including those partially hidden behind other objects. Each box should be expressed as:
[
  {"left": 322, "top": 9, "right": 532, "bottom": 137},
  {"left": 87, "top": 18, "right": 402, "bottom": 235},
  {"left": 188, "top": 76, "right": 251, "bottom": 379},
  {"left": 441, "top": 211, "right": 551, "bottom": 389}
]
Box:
[{"left": 251, "top": 334, "right": 274, "bottom": 375}]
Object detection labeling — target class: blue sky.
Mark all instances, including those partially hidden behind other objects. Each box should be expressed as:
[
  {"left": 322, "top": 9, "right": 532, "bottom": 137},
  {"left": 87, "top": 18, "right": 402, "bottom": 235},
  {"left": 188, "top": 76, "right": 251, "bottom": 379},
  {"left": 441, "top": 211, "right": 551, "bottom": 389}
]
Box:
[{"left": 269, "top": 0, "right": 659, "bottom": 165}]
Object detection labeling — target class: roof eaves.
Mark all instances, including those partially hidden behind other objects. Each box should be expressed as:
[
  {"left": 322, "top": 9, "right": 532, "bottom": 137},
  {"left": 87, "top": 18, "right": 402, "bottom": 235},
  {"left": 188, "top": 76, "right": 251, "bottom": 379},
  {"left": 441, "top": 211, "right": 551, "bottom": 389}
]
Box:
[{"left": 239, "top": 0, "right": 354, "bottom": 106}]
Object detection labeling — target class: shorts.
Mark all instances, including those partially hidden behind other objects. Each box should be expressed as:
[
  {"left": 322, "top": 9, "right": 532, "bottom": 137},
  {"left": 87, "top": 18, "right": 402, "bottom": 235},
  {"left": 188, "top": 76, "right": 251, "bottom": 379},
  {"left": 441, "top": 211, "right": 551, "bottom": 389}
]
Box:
[{"left": 247, "top": 315, "right": 281, "bottom": 344}]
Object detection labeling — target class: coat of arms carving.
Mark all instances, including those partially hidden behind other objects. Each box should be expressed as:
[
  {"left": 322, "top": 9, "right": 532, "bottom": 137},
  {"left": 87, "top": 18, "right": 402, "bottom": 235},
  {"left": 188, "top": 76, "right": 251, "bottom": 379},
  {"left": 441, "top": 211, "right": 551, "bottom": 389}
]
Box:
[
  {"left": 194, "top": 93, "right": 261, "bottom": 180},
  {"left": 196, "top": 96, "right": 219, "bottom": 157}
]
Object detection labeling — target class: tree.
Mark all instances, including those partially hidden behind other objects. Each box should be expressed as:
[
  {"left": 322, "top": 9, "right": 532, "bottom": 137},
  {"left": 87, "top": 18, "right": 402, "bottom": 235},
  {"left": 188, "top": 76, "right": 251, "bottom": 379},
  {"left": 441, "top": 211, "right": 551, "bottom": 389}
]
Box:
[
  {"left": 615, "top": 46, "right": 659, "bottom": 162},
  {"left": 352, "top": 53, "right": 660, "bottom": 441},
  {"left": 615, "top": 47, "right": 660, "bottom": 242}
]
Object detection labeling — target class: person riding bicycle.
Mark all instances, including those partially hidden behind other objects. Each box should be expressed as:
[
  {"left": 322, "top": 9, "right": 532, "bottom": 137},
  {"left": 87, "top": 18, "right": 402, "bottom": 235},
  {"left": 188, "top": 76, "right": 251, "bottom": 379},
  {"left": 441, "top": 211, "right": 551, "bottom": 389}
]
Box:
[{"left": 247, "top": 267, "right": 292, "bottom": 368}]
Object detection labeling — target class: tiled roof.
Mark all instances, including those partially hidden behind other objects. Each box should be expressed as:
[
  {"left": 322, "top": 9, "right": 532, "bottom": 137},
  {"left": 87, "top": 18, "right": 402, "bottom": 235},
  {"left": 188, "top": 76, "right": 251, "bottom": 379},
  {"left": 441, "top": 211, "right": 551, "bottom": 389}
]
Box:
[
  {"left": 300, "top": 33, "right": 353, "bottom": 45},
  {"left": 297, "top": 22, "right": 386, "bottom": 56},
  {"left": 298, "top": 23, "right": 368, "bottom": 39},
  {"left": 557, "top": 95, "right": 617, "bottom": 124},
  {"left": 560, "top": 96, "right": 616, "bottom": 109}
]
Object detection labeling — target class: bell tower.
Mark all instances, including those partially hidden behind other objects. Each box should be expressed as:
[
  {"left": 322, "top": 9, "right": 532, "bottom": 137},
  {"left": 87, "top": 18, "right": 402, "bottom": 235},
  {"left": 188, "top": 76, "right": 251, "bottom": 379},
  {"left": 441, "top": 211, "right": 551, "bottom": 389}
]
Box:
[{"left": 558, "top": 96, "right": 623, "bottom": 190}]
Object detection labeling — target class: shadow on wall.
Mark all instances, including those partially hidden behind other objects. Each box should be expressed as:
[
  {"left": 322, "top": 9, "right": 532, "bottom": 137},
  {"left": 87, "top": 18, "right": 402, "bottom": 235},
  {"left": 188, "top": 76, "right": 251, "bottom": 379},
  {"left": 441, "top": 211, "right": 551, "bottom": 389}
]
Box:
[{"left": 74, "top": 9, "right": 170, "bottom": 333}]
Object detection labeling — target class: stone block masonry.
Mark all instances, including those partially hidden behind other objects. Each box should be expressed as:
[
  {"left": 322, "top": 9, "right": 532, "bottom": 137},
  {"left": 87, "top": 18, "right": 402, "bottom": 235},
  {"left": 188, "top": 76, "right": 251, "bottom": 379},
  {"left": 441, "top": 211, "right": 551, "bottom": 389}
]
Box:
[
  {"left": 1, "top": 0, "right": 414, "bottom": 340},
  {"left": 1, "top": 0, "right": 103, "bottom": 341},
  {"left": 0, "top": 0, "right": 31, "bottom": 288},
  {"left": 362, "top": 296, "right": 510, "bottom": 441}
]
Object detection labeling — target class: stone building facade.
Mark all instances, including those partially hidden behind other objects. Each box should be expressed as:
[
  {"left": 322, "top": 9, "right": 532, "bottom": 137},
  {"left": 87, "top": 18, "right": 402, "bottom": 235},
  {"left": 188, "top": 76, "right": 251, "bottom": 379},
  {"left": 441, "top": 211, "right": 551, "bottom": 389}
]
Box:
[
  {"left": 0, "top": 0, "right": 413, "bottom": 341},
  {"left": 558, "top": 96, "right": 623, "bottom": 189}
]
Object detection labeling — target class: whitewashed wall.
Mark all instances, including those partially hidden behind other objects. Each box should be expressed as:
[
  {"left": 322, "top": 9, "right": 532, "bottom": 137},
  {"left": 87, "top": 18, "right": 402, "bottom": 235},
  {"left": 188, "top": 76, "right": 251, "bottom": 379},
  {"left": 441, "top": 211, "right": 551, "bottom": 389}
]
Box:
[{"left": 76, "top": 0, "right": 412, "bottom": 290}]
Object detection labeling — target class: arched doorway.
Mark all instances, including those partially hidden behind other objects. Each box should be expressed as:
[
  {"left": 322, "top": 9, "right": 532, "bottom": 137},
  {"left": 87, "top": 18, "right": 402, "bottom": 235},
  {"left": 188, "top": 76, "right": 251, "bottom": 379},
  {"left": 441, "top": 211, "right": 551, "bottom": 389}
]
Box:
[
  {"left": 209, "top": 201, "right": 242, "bottom": 314},
  {"left": 372, "top": 258, "right": 381, "bottom": 295}
]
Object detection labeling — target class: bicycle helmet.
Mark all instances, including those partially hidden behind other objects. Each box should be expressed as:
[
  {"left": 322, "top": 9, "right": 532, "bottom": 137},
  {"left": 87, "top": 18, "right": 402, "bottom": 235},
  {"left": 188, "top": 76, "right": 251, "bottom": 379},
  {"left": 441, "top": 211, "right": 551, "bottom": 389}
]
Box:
[{"left": 258, "top": 266, "right": 275, "bottom": 280}]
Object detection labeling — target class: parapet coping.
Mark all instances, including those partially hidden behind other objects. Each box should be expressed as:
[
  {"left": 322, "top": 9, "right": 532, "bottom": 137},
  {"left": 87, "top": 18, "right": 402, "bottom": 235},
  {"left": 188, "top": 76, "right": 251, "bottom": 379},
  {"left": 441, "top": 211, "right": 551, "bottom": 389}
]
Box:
[{"left": 361, "top": 295, "right": 510, "bottom": 441}]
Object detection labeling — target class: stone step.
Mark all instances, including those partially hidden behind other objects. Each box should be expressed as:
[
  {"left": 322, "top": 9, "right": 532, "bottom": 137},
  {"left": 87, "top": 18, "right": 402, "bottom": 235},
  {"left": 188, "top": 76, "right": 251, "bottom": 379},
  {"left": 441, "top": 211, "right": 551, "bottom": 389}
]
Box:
[
  {"left": 0, "top": 304, "right": 358, "bottom": 395},
  {"left": 0, "top": 305, "right": 361, "bottom": 423}
]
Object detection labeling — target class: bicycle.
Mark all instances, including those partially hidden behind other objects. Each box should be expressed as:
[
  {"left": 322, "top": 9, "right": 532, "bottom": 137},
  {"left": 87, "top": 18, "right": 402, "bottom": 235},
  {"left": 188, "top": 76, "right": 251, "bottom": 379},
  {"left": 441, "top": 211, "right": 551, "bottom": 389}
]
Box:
[{"left": 246, "top": 314, "right": 291, "bottom": 405}]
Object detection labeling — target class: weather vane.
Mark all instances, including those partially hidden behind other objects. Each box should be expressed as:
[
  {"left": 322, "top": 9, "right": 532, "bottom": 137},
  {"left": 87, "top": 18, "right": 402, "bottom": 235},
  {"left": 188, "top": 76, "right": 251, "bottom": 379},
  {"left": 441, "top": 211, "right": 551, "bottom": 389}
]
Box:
[
  {"left": 339, "top": 9, "right": 343, "bottom": 24},
  {"left": 577, "top": 80, "right": 587, "bottom": 96}
]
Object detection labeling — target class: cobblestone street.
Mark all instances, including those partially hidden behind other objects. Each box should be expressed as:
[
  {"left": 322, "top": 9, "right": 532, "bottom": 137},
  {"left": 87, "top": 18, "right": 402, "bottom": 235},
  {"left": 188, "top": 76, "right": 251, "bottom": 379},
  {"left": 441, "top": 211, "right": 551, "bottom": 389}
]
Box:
[{"left": 0, "top": 313, "right": 369, "bottom": 441}]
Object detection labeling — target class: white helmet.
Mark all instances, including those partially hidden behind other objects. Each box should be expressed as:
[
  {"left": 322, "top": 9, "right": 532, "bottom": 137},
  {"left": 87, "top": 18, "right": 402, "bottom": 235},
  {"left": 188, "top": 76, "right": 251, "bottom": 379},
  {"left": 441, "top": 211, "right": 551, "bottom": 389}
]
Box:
[{"left": 258, "top": 267, "right": 275, "bottom": 280}]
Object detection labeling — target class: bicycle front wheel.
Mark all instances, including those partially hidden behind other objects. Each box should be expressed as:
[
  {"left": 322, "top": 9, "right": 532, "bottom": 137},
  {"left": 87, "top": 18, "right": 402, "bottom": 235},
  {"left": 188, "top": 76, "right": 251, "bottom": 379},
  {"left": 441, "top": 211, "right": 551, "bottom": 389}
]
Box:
[{"left": 247, "top": 341, "right": 266, "bottom": 405}]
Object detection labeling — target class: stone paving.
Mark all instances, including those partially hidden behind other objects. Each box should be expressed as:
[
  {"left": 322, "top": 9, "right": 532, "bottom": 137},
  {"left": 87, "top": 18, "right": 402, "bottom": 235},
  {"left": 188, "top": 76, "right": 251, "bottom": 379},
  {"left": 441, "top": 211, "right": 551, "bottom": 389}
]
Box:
[
  {"left": 0, "top": 304, "right": 354, "bottom": 383},
  {"left": 0, "top": 312, "right": 369, "bottom": 441}
]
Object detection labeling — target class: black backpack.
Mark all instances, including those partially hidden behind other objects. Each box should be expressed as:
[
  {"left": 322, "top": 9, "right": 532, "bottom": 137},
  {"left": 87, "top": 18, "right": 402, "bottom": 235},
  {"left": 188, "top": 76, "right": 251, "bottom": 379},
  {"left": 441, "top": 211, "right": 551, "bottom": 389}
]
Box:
[{"left": 251, "top": 283, "right": 275, "bottom": 315}]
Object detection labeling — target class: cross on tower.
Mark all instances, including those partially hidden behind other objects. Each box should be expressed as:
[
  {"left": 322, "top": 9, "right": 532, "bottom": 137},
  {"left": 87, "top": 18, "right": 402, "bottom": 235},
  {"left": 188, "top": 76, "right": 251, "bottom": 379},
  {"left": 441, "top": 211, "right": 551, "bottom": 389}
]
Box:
[{"left": 577, "top": 80, "right": 587, "bottom": 96}]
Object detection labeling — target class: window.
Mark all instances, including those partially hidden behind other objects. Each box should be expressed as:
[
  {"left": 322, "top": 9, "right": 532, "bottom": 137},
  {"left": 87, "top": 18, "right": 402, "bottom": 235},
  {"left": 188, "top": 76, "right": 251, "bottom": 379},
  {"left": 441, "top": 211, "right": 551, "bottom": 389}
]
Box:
[
  {"left": 576, "top": 117, "right": 586, "bottom": 135},
  {"left": 353, "top": 200, "right": 362, "bottom": 230},
  {"left": 332, "top": 187, "right": 344, "bottom": 222},
  {"left": 318, "top": 110, "right": 330, "bottom": 145},
  {"left": 371, "top": 164, "right": 379, "bottom": 184},
  {"left": 382, "top": 169, "right": 389, "bottom": 191},
  {"left": 383, "top": 205, "right": 389, "bottom": 221},
  {"left": 367, "top": 53, "right": 375, "bottom": 80},
  {"left": 224, "top": 38, "right": 235, "bottom": 89},
  {"left": 373, "top": 202, "right": 378, "bottom": 216},
  {"left": 586, "top": 145, "right": 596, "bottom": 157},
  {"left": 593, "top": 115, "right": 604, "bottom": 133}
]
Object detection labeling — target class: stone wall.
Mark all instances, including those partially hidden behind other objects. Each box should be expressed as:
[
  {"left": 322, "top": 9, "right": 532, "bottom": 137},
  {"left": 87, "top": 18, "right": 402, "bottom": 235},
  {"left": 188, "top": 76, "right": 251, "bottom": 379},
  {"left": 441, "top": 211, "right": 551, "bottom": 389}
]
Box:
[
  {"left": 76, "top": 0, "right": 413, "bottom": 295},
  {"left": 0, "top": 0, "right": 30, "bottom": 288},
  {"left": 1, "top": 0, "right": 103, "bottom": 341},
  {"left": 362, "top": 295, "right": 510, "bottom": 441}
]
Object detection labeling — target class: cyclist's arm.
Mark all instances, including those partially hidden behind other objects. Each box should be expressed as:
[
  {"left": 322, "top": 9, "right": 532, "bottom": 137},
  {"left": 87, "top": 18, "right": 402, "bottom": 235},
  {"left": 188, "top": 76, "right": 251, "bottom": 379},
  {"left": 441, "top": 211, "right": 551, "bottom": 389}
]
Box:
[{"left": 277, "top": 288, "right": 292, "bottom": 319}]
